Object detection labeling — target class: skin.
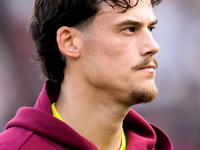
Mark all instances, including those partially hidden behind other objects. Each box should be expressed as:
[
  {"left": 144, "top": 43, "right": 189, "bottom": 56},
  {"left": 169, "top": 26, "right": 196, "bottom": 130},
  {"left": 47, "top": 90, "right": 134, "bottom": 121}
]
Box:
[{"left": 56, "top": 0, "right": 160, "bottom": 149}]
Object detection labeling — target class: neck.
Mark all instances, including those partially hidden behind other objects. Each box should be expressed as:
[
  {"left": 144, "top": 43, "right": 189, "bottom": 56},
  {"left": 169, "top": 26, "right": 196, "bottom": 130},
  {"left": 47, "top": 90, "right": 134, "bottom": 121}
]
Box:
[{"left": 55, "top": 76, "right": 130, "bottom": 150}]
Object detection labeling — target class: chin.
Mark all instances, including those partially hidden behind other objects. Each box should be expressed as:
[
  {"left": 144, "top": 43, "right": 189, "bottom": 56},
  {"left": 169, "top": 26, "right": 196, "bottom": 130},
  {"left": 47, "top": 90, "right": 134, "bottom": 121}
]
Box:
[{"left": 129, "top": 84, "right": 158, "bottom": 105}]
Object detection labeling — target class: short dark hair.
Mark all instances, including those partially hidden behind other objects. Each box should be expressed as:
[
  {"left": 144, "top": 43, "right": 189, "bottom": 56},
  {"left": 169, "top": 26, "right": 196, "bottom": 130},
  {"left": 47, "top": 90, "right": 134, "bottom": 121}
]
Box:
[{"left": 29, "top": 0, "right": 161, "bottom": 83}]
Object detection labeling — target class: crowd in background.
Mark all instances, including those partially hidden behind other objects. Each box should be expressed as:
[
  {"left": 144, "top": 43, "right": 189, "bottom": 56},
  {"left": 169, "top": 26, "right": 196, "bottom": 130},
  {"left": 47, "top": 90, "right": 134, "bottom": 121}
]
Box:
[{"left": 0, "top": 0, "right": 200, "bottom": 149}]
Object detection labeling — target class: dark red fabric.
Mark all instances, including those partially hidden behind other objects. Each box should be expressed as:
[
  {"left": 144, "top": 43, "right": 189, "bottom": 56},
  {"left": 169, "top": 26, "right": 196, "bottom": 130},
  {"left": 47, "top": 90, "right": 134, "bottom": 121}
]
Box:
[{"left": 0, "top": 81, "right": 173, "bottom": 150}]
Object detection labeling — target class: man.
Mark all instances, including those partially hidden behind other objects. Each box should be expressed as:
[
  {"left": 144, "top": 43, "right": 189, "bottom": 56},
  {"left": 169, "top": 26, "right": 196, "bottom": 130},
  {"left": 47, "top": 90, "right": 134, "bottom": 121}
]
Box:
[{"left": 0, "top": 0, "right": 173, "bottom": 149}]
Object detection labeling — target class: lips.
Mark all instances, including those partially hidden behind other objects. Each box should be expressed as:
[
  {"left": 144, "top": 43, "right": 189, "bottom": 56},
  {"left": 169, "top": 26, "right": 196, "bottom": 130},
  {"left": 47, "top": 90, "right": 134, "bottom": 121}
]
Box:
[
  {"left": 131, "top": 57, "right": 158, "bottom": 71},
  {"left": 139, "top": 64, "right": 156, "bottom": 70}
]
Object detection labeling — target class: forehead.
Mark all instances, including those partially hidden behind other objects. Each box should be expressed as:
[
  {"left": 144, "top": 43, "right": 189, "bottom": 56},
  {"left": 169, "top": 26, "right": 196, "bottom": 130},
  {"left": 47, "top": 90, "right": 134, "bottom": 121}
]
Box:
[{"left": 96, "top": 0, "right": 156, "bottom": 24}]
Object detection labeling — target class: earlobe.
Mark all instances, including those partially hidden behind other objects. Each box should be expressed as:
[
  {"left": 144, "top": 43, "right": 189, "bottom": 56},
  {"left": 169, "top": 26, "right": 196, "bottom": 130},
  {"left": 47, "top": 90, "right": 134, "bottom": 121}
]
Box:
[{"left": 57, "top": 26, "right": 80, "bottom": 58}]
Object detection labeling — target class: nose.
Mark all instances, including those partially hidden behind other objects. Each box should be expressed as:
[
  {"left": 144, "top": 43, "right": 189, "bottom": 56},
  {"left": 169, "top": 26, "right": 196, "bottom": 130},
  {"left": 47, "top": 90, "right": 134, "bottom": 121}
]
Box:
[{"left": 140, "top": 30, "right": 160, "bottom": 56}]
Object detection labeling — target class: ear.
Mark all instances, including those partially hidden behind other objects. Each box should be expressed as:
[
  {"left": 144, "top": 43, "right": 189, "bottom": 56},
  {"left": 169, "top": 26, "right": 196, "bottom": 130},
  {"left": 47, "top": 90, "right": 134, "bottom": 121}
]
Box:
[{"left": 57, "top": 26, "right": 80, "bottom": 58}]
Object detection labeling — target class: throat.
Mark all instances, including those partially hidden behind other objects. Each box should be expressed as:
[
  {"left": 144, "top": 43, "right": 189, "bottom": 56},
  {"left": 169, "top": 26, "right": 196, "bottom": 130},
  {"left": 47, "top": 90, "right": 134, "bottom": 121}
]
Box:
[{"left": 53, "top": 100, "right": 128, "bottom": 150}]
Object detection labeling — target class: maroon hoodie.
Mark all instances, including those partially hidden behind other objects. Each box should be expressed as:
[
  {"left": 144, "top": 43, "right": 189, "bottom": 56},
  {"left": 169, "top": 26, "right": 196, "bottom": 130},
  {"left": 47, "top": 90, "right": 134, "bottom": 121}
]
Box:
[{"left": 0, "top": 81, "right": 173, "bottom": 150}]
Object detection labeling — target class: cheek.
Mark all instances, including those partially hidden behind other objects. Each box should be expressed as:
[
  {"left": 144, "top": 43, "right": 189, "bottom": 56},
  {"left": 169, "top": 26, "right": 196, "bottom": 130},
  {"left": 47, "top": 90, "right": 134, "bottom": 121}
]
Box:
[
  {"left": 96, "top": 43, "right": 136, "bottom": 80},
  {"left": 81, "top": 37, "right": 143, "bottom": 91},
  {"left": 93, "top": 37, "right": 134, "bottom": 63},
  {"left": 83, "top": 30, "right": 139, "bottom": 75}
]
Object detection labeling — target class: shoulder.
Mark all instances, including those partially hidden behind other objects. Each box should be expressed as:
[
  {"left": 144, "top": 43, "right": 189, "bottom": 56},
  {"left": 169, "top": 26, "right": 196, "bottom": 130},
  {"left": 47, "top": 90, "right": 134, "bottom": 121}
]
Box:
[
  {"left": 0, "top": 127, "right": 61, "bottom": 150},
  {"left": 0, "top": 127, "right": 33, "bottom": 149}
]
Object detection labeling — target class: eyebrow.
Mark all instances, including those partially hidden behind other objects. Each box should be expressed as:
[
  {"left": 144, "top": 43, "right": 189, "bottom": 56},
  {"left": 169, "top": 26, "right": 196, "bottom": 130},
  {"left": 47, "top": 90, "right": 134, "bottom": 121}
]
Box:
[{"left": 116, "top": 19, "right": 158, "bottom": 28}]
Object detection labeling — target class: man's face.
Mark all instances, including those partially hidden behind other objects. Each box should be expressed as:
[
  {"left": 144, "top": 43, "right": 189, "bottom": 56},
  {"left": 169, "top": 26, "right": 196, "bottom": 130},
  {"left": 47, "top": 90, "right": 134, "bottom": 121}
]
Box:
[{"left": 79, "top": 0, "right": 160, "bottom": 105}]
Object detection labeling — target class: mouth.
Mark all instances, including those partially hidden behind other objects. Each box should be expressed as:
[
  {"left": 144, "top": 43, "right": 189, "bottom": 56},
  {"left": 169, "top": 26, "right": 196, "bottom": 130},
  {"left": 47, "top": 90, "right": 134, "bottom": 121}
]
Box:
[
  {"left": 138, "top": 64, "right": 156, "bottom": 73},
  {"left": 132, "top": 57, "right": 158, "bottom": 72},
  {"left": 139, "top": 64, "right": 156, "bottom": 70}
]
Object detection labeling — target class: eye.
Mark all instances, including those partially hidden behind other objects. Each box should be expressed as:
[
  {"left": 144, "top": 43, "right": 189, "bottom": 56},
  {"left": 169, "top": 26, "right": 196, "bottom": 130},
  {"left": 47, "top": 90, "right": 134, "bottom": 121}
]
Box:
[
  {"left": 123, "top": 27, "right": 136, "bottom": 33},
  {"left": 148, "top": 26, "right": 156, "bottom": 33}
]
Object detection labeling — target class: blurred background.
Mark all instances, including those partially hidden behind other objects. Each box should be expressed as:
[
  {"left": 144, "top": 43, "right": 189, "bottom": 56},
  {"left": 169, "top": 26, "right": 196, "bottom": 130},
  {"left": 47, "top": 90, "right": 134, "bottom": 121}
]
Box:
[{"left": 0, "top": 0, "right": 199, "bottom": 149}]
